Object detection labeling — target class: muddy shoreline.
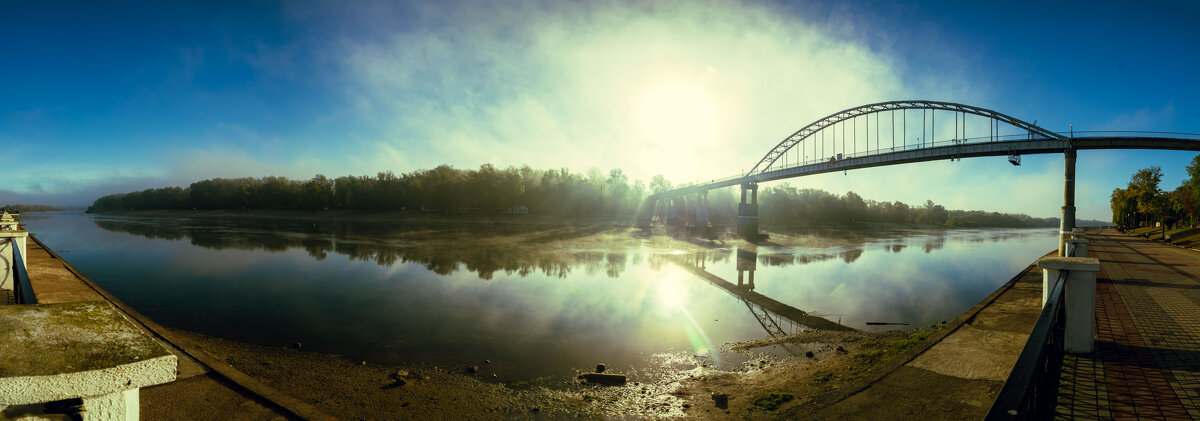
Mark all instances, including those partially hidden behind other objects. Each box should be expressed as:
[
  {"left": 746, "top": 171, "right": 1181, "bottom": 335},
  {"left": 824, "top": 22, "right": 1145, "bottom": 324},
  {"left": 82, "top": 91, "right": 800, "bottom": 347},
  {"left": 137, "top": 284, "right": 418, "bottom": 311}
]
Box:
[{"left": 174, "top": 323, "right": 942, "bottom": 419}]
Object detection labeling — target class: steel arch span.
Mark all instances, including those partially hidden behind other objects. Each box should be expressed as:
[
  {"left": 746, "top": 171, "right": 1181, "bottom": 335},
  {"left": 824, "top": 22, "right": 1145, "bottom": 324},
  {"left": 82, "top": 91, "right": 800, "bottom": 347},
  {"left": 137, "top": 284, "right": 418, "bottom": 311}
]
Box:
[{"left": 747, "top": 100, "right": 1065, "bottom": 175}]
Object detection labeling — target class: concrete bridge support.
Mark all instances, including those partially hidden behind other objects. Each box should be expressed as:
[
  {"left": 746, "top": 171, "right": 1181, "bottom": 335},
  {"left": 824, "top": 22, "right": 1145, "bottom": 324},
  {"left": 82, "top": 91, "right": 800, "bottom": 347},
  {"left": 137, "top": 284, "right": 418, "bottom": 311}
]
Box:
[
  {"left": 736, "top": 245, "right": 757, "bottom": 290},
  {"left": 1059, "top": 149, "right": 1077, "bottom": 256},
  {"left": 666, "top": 198, "right": 679, "bottom": 225},
  {"left": 738, "top": 183, "right": 759, "bottom": 237},
  {"left": 695, "top": 191, "right": 709, "bottom": 227}
]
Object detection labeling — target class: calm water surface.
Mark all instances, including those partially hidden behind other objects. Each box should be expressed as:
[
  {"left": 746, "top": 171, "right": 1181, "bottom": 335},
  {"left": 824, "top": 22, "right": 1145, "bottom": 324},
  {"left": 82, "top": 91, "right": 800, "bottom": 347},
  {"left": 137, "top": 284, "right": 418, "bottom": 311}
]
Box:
[{"left": 21, "top": 212, "right": 1057, "bottom": 383}]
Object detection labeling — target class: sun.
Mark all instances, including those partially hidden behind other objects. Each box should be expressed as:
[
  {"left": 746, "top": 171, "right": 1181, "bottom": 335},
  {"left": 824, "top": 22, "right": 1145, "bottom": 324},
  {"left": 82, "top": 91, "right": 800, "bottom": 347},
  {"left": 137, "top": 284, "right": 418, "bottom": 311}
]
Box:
[{"left": 635, "top": 84, "right": 719, "bottom": 149}]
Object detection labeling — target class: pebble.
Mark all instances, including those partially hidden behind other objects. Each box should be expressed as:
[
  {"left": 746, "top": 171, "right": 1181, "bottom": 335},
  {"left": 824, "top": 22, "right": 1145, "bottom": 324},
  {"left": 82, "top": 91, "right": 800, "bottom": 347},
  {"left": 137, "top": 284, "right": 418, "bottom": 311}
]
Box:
[
  {"left": 468, "top": 366, "right": 479, "bottom": 375},
  {"left": 805, "top": 351, "right": 815, "bottom": 358},
  {"left": 711, "top": 393, "right": 729, "bottom": 408},
  {"left": 596, "top": 363, "right": 606, "bottom": 373}
]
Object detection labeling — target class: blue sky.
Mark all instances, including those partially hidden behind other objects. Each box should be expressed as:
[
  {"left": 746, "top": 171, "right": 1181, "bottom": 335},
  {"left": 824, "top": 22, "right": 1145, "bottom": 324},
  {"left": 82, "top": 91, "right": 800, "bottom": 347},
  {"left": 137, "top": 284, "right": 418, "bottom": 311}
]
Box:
[{"left": 1, "top": 0, "right": 1197, "bottom": 221}]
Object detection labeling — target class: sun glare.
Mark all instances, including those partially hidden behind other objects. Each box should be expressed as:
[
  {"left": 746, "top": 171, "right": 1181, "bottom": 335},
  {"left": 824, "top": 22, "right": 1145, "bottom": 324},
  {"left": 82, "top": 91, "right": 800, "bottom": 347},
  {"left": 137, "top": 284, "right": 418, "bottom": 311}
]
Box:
[
  {"left": 656, "top": 272, "right": 690, "bottom": 310},
  {"left": 635, "top": 84, "right": 719, "bottom": 149}
]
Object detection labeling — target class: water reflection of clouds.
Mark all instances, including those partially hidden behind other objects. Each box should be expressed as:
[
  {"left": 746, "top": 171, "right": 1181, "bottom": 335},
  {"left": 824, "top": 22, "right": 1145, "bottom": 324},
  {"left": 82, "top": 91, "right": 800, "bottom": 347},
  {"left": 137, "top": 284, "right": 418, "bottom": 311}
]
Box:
[
  {"left": 27, "top": 213, "right": 1061, "bottom": 380},
  {"left": 718, "top": 229, "right": 1058, "bottom": 328}
]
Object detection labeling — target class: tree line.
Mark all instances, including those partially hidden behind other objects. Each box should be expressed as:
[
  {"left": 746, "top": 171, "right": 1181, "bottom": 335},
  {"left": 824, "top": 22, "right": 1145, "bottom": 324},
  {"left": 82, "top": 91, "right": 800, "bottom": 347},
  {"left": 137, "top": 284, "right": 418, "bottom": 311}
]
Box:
[
  {"left": 0, "top": 204, "right": 60, "bottom": 213},
  {"left": 88, "top": 165, "right": 646, "bottom": 217},
  {"left": 1110, "top": 155, "right": 1200, "bottom": 229},
  {"left": 89, "top": 163, "right": 1064, "bottom": 228},
  {"left": 755, "top": 186, "right": 1060, "bottom": 228}
]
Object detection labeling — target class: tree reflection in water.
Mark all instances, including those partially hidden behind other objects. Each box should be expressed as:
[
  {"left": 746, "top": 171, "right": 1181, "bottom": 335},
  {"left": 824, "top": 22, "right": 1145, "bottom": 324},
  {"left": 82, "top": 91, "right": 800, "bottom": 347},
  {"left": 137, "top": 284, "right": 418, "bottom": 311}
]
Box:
[{"left": 95, "top": 218, "right": 632, "bottom": 280}]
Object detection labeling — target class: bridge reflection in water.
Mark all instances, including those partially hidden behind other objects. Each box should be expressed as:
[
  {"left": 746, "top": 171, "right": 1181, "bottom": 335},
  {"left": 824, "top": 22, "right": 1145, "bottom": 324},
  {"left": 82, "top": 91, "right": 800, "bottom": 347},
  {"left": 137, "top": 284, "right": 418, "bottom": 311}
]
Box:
[{"left": 664, "top": 249, "right": 855, "bottom": 352}]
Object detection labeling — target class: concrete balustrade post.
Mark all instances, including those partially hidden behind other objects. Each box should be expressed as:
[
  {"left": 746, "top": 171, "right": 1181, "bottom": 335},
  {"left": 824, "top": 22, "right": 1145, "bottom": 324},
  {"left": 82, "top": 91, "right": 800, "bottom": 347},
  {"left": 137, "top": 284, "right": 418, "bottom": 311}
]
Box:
[
  {"left": 82, "top": 389, "right": 139, "bottom": 421},
  {"left": 0, "top": 302, "right": 177, "bottom": 421},
  {"left": 0, "top": 211, "right": 17, "bottom": 231},
  {"left": 1065, "top": 239, "right": 1089, "bottom": 257},
  {"left": 1037, "top": 256, "right": 1101, "bottom": 354},
  {"left": 1, "top": 230, "right": 29, "bottom": 291}
]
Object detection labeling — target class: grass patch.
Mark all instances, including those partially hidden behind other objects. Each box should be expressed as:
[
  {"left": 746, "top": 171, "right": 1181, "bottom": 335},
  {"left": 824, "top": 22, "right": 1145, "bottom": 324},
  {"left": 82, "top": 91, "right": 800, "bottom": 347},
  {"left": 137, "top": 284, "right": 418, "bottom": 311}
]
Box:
[
  {"left": 1126, "top": 226, "right": 1200, "bottom": 248},
  {"left": 1167, "top": 227, "right": 1200, "bottom": 248},
  {"left": 851, "top": 322, "right": 946, "bottom": 375},
  {"left": 751, "top": 392, "right": 794, "bottom": 411},
  {"left": 1129, "top": 226, "right": 1160, "bottom": 235}
]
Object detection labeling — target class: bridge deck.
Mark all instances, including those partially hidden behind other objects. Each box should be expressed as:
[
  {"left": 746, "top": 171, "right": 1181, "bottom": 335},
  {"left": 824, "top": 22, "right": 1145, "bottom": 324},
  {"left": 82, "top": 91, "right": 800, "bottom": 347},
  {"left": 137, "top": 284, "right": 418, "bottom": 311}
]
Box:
[{"left": 1057, "top": 230, "right": 1200, "bottom": 419}]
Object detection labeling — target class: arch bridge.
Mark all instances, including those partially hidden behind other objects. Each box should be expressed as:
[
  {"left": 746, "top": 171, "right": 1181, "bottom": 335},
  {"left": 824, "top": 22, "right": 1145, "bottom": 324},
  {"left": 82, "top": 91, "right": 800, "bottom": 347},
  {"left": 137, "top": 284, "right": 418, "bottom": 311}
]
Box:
[{"left": 645, "top": 100, "right": 1200, "bottom": 254}]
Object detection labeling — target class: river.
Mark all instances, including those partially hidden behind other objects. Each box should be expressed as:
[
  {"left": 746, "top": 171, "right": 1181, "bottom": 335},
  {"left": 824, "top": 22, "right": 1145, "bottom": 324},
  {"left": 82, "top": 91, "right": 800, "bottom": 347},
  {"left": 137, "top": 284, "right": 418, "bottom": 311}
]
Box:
[{"left": 19, "top": 211, "right": 1057, "bottom": 385}]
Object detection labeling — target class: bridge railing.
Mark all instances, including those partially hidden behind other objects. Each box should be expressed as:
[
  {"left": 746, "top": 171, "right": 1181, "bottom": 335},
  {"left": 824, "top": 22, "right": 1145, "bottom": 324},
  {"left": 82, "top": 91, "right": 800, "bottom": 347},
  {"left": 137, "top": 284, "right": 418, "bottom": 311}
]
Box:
[
  {"left": 759, "top": 130, "right": 1200, "bottom": 175},
  {"left": 1070, "top": 130, "right": 1200, "bottom": 139},
  {"left": 764, "top": 132, "right": 1053, "bottom": 172},
  {"left": 666, "top": 172, "right": 746, "bottom": 192},
  {"left": 663, "top": 130, "right": 1200, "bottom": 195},
  {"left": 986, "top": 269, "right": 1067, "bottom": 420}
]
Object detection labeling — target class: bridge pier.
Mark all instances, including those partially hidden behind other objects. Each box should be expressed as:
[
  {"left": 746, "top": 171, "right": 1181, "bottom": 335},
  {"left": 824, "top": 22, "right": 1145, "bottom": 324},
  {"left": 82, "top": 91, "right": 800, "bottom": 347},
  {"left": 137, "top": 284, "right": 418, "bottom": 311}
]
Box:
[
  {"left": 738, "top": 183, "right": 759, "bottom": 238},
  {"left": 736, "top": 245, "right": 757, "bottom": 290},
  {"left": 1060, "top": 149, "right": 1077, "bottom": 256}
]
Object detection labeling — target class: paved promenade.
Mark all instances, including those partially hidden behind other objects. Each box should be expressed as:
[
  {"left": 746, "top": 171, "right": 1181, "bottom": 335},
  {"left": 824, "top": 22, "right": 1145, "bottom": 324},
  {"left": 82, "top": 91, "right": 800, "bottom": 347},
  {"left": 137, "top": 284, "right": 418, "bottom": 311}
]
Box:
[{"left": 1057, "top": 229, "right": 1200, "bottom": 419}]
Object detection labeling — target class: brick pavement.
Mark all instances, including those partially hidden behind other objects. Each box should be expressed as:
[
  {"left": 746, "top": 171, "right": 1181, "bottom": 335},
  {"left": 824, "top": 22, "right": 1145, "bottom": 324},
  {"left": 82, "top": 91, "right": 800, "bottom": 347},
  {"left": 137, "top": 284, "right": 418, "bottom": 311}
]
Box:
[{"left": 1057, "top": 229, "right": 1200, "bottom": 420}]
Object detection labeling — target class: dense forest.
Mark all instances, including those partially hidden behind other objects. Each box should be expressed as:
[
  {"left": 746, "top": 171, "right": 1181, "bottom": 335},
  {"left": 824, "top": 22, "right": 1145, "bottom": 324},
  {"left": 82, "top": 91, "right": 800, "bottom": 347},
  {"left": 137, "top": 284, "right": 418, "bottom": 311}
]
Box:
[
  {"left": 1111, "top": 155, "right": 1200, "bottom": 229},
  {"left": 0, "top": 204, "right": 60, "bottom": 213},
  {"left": 88, "top": 164, "right": 1066, "bottom": 228}
]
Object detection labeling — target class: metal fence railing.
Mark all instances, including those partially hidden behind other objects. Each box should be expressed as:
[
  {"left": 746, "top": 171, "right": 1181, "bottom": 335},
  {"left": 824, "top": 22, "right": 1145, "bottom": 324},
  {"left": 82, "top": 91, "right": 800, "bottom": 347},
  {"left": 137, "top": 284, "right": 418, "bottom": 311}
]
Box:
[
  {"left": 12, "top": 241, "right": 36, "bottom": 304},
  {"left": 986, "top": 270, "right": 1068, "bottom": 419}
]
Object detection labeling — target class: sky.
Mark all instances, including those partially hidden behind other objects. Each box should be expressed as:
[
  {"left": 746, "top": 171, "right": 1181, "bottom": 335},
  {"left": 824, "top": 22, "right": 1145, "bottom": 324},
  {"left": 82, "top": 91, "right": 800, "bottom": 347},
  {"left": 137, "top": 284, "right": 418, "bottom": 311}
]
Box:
[{"left": 1, "top": 0, "right": 1198, "bottom": 221}]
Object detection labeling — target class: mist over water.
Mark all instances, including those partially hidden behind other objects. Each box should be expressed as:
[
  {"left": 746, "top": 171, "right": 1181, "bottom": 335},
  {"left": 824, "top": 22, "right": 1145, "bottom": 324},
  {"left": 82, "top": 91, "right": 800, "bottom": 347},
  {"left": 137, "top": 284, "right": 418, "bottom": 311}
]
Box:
[{"left": 20, "top": 212, "right": 1057, "bottom": 383}]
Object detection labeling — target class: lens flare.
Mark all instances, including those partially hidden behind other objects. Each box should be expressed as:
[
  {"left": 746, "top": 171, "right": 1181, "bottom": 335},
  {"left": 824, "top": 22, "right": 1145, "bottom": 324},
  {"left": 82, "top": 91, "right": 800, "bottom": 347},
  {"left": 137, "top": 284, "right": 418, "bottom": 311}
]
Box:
[{"left": 656, "top": 271, "right": 718, "bottom": 362}]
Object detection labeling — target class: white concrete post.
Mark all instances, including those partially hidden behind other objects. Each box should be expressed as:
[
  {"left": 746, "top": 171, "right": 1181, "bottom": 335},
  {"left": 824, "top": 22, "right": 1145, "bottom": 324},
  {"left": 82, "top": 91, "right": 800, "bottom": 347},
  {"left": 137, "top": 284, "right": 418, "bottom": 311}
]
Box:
[
  {"left": 0, "top": 231, "right": 29, "bottom": 291},
  {"left": 1041, "top": 267, "right": 1061, "bottom": 308},
  {"left": 82, "top": 389, "right": 138, "bottom": 421},
  {"left": 0, "top": 302, "right": 177, "bottom": 421},
  {"left": 1065, "top": 239, "right": 1089, "bottom": 257},
  {"left": 1037, "top": 257, "right": 1101, "bottom": 354},
  {"left": 1070, "top": 228, "right": 1086, "bottom": 240}
]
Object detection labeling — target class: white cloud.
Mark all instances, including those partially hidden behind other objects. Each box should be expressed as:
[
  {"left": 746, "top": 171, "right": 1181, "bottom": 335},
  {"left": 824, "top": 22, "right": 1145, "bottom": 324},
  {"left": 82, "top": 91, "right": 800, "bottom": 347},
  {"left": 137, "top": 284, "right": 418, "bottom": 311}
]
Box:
[{"left": 340, "top": 0, "right": 914, "bottom": 182}]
